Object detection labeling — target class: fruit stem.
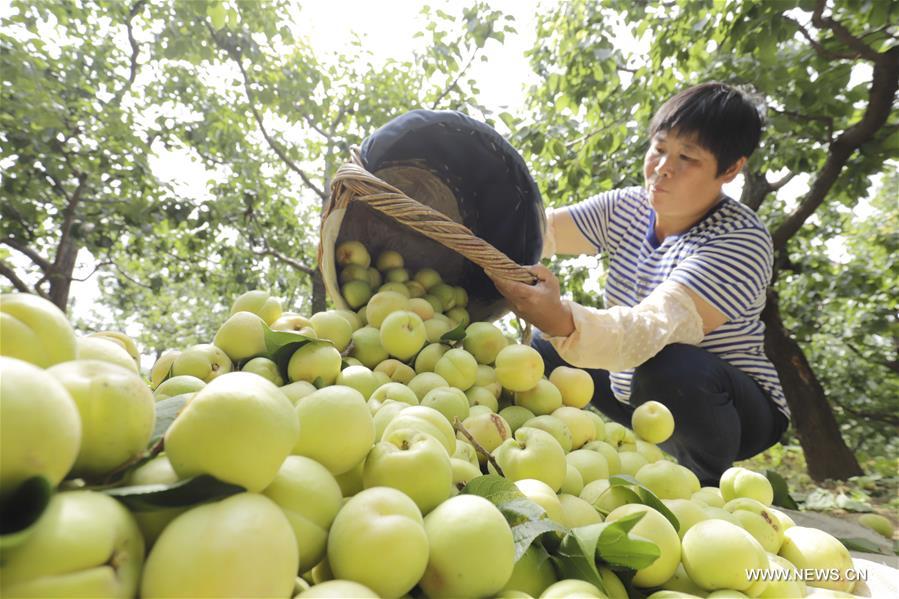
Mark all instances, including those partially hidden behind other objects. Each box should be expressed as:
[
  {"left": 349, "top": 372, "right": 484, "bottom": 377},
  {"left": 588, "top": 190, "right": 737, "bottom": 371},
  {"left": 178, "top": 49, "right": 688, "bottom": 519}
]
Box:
[
  {"left": 452, "top": 417, "right": 504, "bottom": 478},
  {"left": 99, "top": 437, "right": 165, "bottom": 487}
]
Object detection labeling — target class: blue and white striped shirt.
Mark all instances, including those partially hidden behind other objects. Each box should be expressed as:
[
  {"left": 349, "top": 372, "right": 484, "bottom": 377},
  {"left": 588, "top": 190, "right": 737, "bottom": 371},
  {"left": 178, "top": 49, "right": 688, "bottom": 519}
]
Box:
[{"left": 568, "top": 186, "right": 789, "bottom": 418}]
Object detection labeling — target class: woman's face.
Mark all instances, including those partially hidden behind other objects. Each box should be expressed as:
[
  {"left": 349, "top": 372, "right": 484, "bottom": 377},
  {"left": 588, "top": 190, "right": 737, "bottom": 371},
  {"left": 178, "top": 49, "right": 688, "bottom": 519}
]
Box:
[{"left": 643, "top": 129, "right": 740, "bottom": 224}]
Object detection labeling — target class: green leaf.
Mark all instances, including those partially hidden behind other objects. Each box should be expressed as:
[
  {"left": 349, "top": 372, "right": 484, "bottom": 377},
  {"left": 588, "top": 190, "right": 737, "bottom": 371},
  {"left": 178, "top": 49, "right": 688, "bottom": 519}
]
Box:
[
  {"left": 608, "top": 474, "right": 679, "bottom": 531},
  {"left": 767, "top": 470, "right": 799, "bottom": 510},
  {"left": 441, "top": 321, "right": 467, "bottom": 342},
  {"left": 0, "top": 476, "right": 53, "bottom": 550},
  {"left": 149, "top": 394, "right": 190, "bottom": 448},
  {"left": 510, "top": 514, "right": 566, "bottom": 560},
  {"left": 499, "top": 111, "right": 517, "bottom": 128},
  {"left": 803, "top": 489, "right": 837, "bottom": 510},
  {"left": 550, "top": 524, "right": 607, "bottom": 592},
  {"left": 103, "top": 475, "right": 245, "bottom": 511},
  {"left": 462, "top": 474, "right": 526, "bottom": 506},
  {"left": 264, "top": 326, "right": 318, "bottom": 378},
  {"left": 593, "top": 485, "right": 641, "bottom": 516},
  {"left": 499, "top": 497, "right": 548, "bottom": 524},
  {"left": 835, "top": 494, "right": 873, "bottom": 513},
  {"left": 594, "top": 512, "right": 661, "bottom": 570},
  {"left": 226, "top": 8, "right": 239, "bottom": 29},
  {"left": 464, "top": 476, "right": 565, "bottom": 559},
  {"left": 838, "top": 536, "right": 892, "bottom": 556},
  {"left": 207, "top": 2, "right": 227, "bottom": 30}
]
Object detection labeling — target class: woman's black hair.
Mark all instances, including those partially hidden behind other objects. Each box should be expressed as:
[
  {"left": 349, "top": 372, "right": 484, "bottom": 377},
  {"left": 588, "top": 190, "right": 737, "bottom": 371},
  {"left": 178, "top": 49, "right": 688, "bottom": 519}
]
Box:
[{"left": 649, "top": 82, "right": 765, "bottom": 176}]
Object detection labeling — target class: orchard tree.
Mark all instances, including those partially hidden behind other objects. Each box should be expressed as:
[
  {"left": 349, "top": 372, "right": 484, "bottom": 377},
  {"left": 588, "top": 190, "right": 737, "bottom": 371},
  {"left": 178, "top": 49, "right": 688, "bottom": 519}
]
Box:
[
  {"left": 778, "top": 169, "right": 898, "bottom": 465},
  {"left": 1, "top": 0, "right": 166, "bottom": 310},
  {"left": 0, "top": 0, "right": 514, "bottom": 356},
  {"left": 118, "top": 0, "right": 512, "bottom": 353},
  {"left": 0, "top": 0, "right": 303, "bottom": 340},
  {"left": 518, "top": 0, "right": 897, "bottom": 480}
]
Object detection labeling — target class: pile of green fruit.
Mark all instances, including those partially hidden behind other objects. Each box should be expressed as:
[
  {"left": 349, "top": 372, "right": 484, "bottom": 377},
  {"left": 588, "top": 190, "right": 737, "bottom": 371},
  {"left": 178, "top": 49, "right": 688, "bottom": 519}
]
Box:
[{"left": 0, "top": 242, "right": 876, "bottom": 598}]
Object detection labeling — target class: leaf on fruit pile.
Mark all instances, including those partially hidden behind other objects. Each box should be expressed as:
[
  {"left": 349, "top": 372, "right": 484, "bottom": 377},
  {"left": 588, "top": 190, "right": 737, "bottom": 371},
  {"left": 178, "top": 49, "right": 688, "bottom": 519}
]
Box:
[
  {"left": 511, "top": 516, "right": 566, "bottom": 560},
  {"left": 149, "top": 394, "right": 190, "bottom": 447},
  {"left": 593, "top": 486, "right": 641, "bottom": 517},
  {"left": 461, "top": 474, "right": 525, "bottom": 505},
  {"left": 767, "top": 469, "right": 799, "bottom": 510},
  {"left": 103, "top": 475, "right": 244, "bottom": 511},
  {"left": 594, "top": 512, "right": 661, "bottom": 570},
  {"left": 803, "top": 488, "right": 837, "bottom": 511},
  {"left": 835, "top": 492, "right": 873, "bottom": 513},
  {"left": 502, "top": 499, "right": 567, "bottom": 560},
  {"left": 463, "top": 475, "right": 566, "bottom": 560},
  {"left": 838, "top": 536, "right": 893, "bottom": 556},
  {"left": 264, "top": 326, "right": 318, "bottom": 378},
  {"left": 441, "top": 321, "right": 467, "bottom": 342},
  {"left": 0, "top": 476, "right": 53, "bottom": 550},
  {"left": 549, "top": 523, "right": 608, "bottom": 594},
  {"left": 499, "top": 497, "right": 547, "bottom": 522},
  {"left": 609, "top": 474, "right": 679, "bottom": 531}
]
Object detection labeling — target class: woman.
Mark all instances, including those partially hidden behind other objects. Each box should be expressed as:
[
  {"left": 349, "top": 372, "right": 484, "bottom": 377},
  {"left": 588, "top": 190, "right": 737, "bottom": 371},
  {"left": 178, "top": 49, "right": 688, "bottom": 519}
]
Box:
[{"left": 489, "top": 82, "right": 789, "bottom": 486}]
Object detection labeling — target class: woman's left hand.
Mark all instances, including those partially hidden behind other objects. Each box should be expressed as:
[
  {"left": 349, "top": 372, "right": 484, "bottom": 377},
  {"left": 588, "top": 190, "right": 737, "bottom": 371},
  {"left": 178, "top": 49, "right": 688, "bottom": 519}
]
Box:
[{"left": 487, "top": 264, "right": 575, "bottom": 337}]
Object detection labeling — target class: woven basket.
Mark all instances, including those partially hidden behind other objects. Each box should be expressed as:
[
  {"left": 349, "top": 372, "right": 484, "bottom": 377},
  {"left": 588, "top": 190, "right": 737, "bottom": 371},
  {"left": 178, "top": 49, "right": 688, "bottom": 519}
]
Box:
[
  {"left": 319, "top": 152, "right": 539, "bottom": 324},
  {"left": 319, "top": 109, "right": 545, "bottom": 324}
]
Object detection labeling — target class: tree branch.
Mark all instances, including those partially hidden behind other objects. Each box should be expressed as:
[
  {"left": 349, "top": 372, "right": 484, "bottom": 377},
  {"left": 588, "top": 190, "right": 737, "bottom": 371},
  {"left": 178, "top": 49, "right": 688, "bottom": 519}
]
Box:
[
  {"left": 206, "top": 24, "right": 327, "bottom": 201},
  {"left": 71, "top": 260, "right": 113, "bottom": 282},
  {"left": 0, "top": 261, "right": 34, "bottom": 293},
  {"left": 845, "top": 342, "right": 899, "bottom": 375},
  {"left": 566, "top": 115, "right": 631, "bottom": 149},
  {"left": 329, "top": 105, "right": 348, "bottom": 138},
  {"left": 769, "top": 171, "right": 796, "bottom": 191},
  {"left": 769, "top": 107, "right": 835, "bottom": 141},
  {"left": 812, "top": 1, "right": 881, "bottom": 62},
  {"left": 431, "top": 47, "right": 479, "bottom": 110},
  {"left": 33, "top": 273, "right": 51, "bottom": 297},
  {"left": 185, "top": 139, "right": 229, "bottom": 167},
  {"left": 739, "top": 167, "right": 771, "bottom": 212},
  {"left": 453, "top": 417, "right": 503, "bottom": 477},
  {"left": 785, "top": 16, "right": 859, "bottom": 61},
  {"left": 837, "top": 403, "right": 899, "bottom": 427},
  {"left": 302, "top": 112, "right": 329, "bottom": 138},
  {"left": 771, "top": 46, "right": 899, "bottom": 251},
  {"left": 113, "top": 261, "right": 155, "bottom": 290},
  {"left": 254, "top": 246, "right": 316, "bottom": 276},
  {"left": 108, "top": 0, "right": 147, "bottom": 107},
  {"left": 1, "top": 237, "right": 52, "bottom": 272},
  {"left": 54, "top": 174, "right": 88, "bottom": 272},
  {"left": 33, "top": 164, "right": 72, "bottom": 202}
]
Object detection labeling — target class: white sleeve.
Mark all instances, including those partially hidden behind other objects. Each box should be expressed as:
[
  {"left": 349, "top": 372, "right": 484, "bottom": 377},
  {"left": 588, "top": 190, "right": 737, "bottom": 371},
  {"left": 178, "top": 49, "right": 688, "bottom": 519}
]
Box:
[
  {"left": 545, "top": 281, "right": 705, "bottom": 372},
  {"left": 541, "top": 207, "right": 558, "bottom": 259}
]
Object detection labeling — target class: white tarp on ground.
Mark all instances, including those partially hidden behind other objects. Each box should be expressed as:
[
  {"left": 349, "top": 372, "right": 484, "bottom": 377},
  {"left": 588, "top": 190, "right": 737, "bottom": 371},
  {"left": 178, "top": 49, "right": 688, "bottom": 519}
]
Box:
[{"left": 781, "top": 508, "right": 898, "bottom": 597}]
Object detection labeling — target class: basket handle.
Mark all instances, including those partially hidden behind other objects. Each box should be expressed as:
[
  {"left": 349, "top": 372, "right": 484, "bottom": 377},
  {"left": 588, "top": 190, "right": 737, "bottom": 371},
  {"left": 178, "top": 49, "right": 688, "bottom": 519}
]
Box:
[{"left": 322, "top": 157, "right": 538, "bottom": 286}]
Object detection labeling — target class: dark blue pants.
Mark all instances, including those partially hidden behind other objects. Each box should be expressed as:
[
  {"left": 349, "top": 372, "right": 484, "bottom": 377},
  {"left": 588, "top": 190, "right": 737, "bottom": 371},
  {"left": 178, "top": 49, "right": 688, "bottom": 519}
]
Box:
[{"left": 531, "top": 334, "right": 789, "bottom": 486}]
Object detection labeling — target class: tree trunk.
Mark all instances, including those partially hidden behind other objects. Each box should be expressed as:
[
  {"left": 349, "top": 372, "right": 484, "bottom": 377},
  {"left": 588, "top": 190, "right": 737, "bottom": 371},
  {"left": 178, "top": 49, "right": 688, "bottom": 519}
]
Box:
[
  {"left": 48, "top": 237, "right": 78, "bottom": 312},
  {"left": 741, "top": 171, "right": 862, "bottom": 480},
  {"left": 762, "top": 288, "right": 863, "bottom": 481},
  {"left": 48, "top": 175, "right": 88, "bottom": 313},
  {"left": 313, "top": 152, "right": 334, "bottom": 313},
  {"left": 311, "top": 269, "right": 326, "bottom": 314}
]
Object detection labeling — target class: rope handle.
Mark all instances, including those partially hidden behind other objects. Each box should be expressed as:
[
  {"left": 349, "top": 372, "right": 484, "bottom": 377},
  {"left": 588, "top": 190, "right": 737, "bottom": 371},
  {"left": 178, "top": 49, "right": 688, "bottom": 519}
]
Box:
[{"left": 321, "top": 155, "right": 538, "bottom": 286}]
